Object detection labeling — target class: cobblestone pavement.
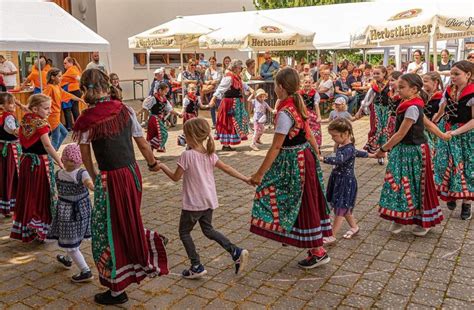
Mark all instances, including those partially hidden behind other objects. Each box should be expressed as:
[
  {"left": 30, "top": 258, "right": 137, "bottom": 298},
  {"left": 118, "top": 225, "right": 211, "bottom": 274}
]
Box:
[{"left": 1, "top": 101, "right": 473, "bottom": 309}]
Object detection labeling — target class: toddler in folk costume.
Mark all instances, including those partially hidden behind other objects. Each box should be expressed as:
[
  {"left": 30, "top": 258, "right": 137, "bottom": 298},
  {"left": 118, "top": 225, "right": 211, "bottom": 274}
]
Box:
[
  {"left": 48, "top": 144, "right": 94, "bottom": 283},
  {"left": 0, "top": 93, "right": 21, "bottom": 217},
  {"left": 248, "top": 88, "right": 275, "bottom": 151}
]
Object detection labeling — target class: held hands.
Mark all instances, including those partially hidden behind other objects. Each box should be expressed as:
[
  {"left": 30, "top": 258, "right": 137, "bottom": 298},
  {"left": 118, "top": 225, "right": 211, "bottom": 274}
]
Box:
[
  {"left": 442, "top": 131, "right": 454, "bottom": 141},
  {"left": 243, "top": 176, "right": 253, "bottom": 186},
  {"left": 208, "top": 97, "right": 216, "bottom": 108},
  {"left": 250, "top": 173, "right": 263, "bottom": 186},
  {"left": 367, "top": 153, "right": 377, "bottom": 159},
  {"left": 148, "top": 160, "right": 161, "bottom": 172},
  {"left": 354, "top": 111, "right": 362, "bottom": 120},
  {"left": 374, "top": 149, "right": 386, "bottom": 159}
]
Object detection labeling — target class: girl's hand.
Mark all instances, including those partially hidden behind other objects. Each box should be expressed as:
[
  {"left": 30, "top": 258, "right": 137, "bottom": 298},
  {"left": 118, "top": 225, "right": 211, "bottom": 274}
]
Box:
[
  {"left": 272, "top": 109, "right": 277, "bottom": 114},
  {"left": 442, "top": 132, "right": 453, "bottom": 141},
  {"left": 316, "top": 116, "right": 322, "bottom": 122},
  {"left": 354, "top": 111, "right": 362, "bottom": 120},
  {"left": 243, "top": 176, "right": 253, "bottom": 186},
  {"left": 209, "top": 97, "right": 216, "bottom": 108},
  {"left": 367, "top": 153, "right": 377, "bottom": 158},
  {"left": 250, "top": 173, "right": 263, "bottom": 186},
  {"left": 375, "top": 149, "right": 386, "bottom": 158},
  {"left": 56, "top": 161, "right": 64, "bottom": 170},
  {"left": 318, "top": 155, "right": 324, "bottom": 161}
]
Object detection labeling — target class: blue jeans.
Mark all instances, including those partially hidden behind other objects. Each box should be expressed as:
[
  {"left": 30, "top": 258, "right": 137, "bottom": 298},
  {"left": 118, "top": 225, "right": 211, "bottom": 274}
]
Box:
[
  {"left": 51, "top": 123, "right": 68, "bottom": 150},
  {"left": 210, "top": 98, "right": 221, "bottom": 126}
]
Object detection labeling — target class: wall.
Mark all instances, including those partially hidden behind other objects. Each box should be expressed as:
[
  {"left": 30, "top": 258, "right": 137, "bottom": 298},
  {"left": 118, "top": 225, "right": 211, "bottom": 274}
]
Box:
[{"left": 96, "top": 0, "right": 254, "bottom": 100}]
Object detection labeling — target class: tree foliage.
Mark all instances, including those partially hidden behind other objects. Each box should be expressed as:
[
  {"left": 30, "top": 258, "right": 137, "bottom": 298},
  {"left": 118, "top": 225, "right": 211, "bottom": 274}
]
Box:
[{"left": 253, "top": 0, "right": 366, "bottom": 10}]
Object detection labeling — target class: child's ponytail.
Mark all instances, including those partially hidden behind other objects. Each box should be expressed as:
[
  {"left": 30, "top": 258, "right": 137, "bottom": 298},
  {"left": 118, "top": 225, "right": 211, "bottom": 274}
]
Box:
[{"left": 206, "top": 134, "right": 215, "bottom": 156}]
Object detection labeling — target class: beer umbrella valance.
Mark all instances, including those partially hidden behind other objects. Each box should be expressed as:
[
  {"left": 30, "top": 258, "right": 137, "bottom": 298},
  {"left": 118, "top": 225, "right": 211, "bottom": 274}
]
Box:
[
  {"left": 128, "top": 16, "right": 215, "bottom": 50},
  {"left": 198, "top": 12, "right": 315, "bottom": 51},
  {"left": 351, "top": 1, "right": 474, "bottom": 47}
]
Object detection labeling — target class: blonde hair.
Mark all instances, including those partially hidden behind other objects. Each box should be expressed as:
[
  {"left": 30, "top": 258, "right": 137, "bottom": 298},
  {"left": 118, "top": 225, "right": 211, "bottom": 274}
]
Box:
[
  {"left": 27, "top": 94, "right": 51, "bottom": 110},
  {"left": 0, "top": 92, "right": 15, "bottom": 106},
  {"left": 275, "top": 67, "right": 308, "bottom": 120},
  {"left": 328, "top": 118, "right": 355, "bottom": 143},
  {"left": 183, "top": 118, "right": 215, "bottom": 156}
]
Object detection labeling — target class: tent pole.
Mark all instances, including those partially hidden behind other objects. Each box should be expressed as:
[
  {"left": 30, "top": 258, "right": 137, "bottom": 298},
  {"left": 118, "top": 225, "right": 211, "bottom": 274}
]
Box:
[
  {"left": 38, "top": 52, "right": 43, "bottom": 92},
  {"left": 394, "top": 45, "right": 401, "bottom": 70},
  {"left": 180, "top": 45, "right": 185, "bottom": 100},
  {"left": 426, "top": 41, "right": 431, "bottom": 72},
  {"left": 316, "top": 49, "right": 320, "bottom": 81},
  {"left": 146, "top": 48, "right": 151, "bottom": 93},
  {"left": 432, "top": 34, "right": 438, "bottom": 71},
  {"left": 363, "top": 49, "right": 367, "bottom": 63},
  {"left": 106, "top": 52, "right": 113, "bottom": 72}
]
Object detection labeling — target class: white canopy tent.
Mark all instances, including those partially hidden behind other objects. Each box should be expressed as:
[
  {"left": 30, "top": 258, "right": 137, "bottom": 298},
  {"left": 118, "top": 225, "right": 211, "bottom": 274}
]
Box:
[
  {"left": 198, "top": 12, "right": 314, "bottom": 51},
  {"left": 0, "top": 1, "right": 110, "bottom": 52},
  {"left": 0, "top": 0, "right": 110, "bottom": 91},
  {"left": 351, "top": 0, "right": 473, "bottom": 69}
]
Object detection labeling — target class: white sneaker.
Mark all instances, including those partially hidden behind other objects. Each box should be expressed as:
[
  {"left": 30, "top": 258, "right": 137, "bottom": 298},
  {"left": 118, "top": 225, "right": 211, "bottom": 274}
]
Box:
[
  {"left": 412, "top": 226, "right": 430, "bottom": 237},
  {"left": 250, "top": 144, "right": 259, "bottom": 151},
  {"left": 389, "top": 222, "right": 403, "bottom": 234}
]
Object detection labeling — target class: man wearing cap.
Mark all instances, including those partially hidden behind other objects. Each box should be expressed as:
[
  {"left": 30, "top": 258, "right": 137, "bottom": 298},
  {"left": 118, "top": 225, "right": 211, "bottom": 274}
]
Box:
[{"left": 149, "top": 67, "right": 171, "bottom": 98}]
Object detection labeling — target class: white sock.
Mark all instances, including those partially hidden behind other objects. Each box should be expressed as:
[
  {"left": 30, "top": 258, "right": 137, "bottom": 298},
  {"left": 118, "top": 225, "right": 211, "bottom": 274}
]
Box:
[
  {"left": 68, "top": 249, "right": 90, "bottom": 272},
  {"left": 111, "top": 290, "right": 124, "bottom": 297}
]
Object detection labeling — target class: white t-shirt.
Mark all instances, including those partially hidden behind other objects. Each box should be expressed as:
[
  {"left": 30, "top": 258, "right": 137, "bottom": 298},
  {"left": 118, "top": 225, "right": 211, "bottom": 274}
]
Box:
[
  {"left": 57, "top": 168, "right": 91, "bottom": 184},
  {"left": 177, "top": 149, "right": 219, "bottom": 211},
  {"left": 0, "top": 60, "right": 17, "bottom": 86},
  {"left": 85, "top": 61, "right": 107, "bottom": 74},
  {"left": 407, "top": 62, "right": 428, "bottom": 75}
]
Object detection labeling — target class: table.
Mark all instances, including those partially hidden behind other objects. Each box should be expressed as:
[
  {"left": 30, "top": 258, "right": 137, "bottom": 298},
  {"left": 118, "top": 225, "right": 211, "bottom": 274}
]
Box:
[{"left": 121, "top": 79, "right": 147, "bottom": 100}]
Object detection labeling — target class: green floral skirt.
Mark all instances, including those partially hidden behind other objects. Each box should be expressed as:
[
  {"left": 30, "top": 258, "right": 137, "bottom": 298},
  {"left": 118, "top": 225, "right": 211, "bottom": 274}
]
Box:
[
  {"left": 378, "top": 143, "right": 443, "bottom": 228},
  {"left": 250, "top": 142, "right": 332, "bottom": 248},
  {"left": 434, "top": 122, "right": 474, "bottom": 201}
]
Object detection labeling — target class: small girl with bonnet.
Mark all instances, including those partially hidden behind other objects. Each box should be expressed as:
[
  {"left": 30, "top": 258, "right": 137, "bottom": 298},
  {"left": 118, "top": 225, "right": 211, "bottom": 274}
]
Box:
[{"left": 48, "top": 144, "right": 95, "bottom": 283}]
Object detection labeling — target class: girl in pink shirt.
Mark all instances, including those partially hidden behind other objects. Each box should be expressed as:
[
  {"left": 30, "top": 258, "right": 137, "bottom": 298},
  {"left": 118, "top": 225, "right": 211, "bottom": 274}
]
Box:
[{"left": 159, "top": 117, "right": 250, "bottom": 279}]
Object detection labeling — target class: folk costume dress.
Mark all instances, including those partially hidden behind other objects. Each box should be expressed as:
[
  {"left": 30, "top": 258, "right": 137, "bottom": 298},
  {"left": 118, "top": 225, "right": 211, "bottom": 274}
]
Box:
[
  {"left": 299, "top": 88, "right": 322, "bottom": 146},
  {"left": 0, "top": 110, "right": 21, "bottom": 216},
  {"left": 182, "top": 94, "right": 200, "bottom": 123},
  {"left": 434, "top": 83, "right": 474, "bottom": 202},
  {"left": 424, "top": 91, "right": 443, "bottom": 153},
  {"left": 213, "top": 72, "right": 250, "bottom": 145},
  {"left": 10, "top": 113, "right": 57, "bottom": 242},
  {"left": 323, "top": 144, "right": 368, "bottom": 216},
  {"left": 47, "top": 168, "right": 92, "bottom": 250},
  {"left": 378, "top": 97, "right": 443, "bottom": 228},
  {"left": 73, "top": 98, "right": 168, "bottom": 293},
  {"left": 250, "top": 96, "right": 333, "bottom": 248},
  {"left": 145, "top": 94, "right": 172, "bottom": 152},
  {"left": 361, "top": 81, "right": 396, "bottom": 153}
]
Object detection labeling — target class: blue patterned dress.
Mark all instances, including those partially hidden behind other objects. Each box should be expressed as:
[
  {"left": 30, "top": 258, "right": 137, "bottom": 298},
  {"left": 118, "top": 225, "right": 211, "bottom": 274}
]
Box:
[
  {"left": 47, "top": 168, "right": 91, "bottom": 250},
  {"left": 323, "top": 144, "right": 368, "bottom": 216}
]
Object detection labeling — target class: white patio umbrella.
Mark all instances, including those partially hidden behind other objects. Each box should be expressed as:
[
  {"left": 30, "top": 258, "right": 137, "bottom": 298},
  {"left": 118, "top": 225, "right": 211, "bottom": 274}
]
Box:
[
  {"left": 198, "top": 12, "right": 315, "bottom": 51},
  {"left": 128, "top": 16, "right": 215, "bottom": 94},
  {"left": 351, "top": 0, "right": 474, "bottom": 69}
]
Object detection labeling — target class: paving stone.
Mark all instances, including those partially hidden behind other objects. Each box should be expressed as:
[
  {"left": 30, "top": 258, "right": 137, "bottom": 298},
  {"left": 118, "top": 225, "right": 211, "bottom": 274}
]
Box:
[
  {"left": 271, "top": 296, "right": 306, "bottom": 310},
  {"left": 341, "top": 294, "right": 375, "bottom": 308},
  {"left": 352, "top": 279, "right": 385, "bottom": 298},
  {"left": 374, "top": 291, "right": 410, "bottom": 309},
  {"left": 446, "top": 282, "right": 474, "bottom": 301}
]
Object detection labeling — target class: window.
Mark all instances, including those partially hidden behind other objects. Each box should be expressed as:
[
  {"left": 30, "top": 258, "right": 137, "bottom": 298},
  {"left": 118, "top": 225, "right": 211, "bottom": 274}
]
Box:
[{"left": 133, "top": 52, "right": 196, "bottom": 69}]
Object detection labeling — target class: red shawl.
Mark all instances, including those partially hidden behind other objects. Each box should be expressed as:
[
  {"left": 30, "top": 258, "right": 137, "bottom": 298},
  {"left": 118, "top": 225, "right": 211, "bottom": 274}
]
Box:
[
  {"left": 446, "top": 83, "right": 474, "bottom": 101},
  {"left": 276, "top": 95, "right": 312, "bottom": 140},
  {"left": 396, "top": 97, "right": 425, "bottom": 115},
  {"left": 298, "top": 88, "right": 316, "bottom": 97},
  {"left": 371, "top": 80, "right": 389, "bottom": 93},
  {"left": 19, "top": 113, "right": 50, "bottom": 149},
  {"left": 186, "top": 92, "right": 197, "bottom": 102},
  {"left": 430, "top": 91, "right": 443, "bottom": 101},
  {"left": 226, "top": 72, "right": 242, "bottom": 90},
  {"left": 73, "top": 99, "right": 130, "bottom": 142}
]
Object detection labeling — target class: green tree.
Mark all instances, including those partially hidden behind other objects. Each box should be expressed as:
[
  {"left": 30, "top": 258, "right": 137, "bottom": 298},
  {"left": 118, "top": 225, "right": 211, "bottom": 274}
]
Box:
[{"left": 253, "top": 0, "right": 366, "bottom": 10}]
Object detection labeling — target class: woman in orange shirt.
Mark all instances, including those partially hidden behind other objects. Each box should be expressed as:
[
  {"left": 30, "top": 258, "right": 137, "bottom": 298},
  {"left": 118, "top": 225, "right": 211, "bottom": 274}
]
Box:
[
  {"left": 21, "top": 58, "right": 48, "bottom": 93},
  {"left": 43, "top": 68, "right": 84, "bottom": 150},
  {"left": 61, "top": 57, "right": 82, "bottom": 130}
]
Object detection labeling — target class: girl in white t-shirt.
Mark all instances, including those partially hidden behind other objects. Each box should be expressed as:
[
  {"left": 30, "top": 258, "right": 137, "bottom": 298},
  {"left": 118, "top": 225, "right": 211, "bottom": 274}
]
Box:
[{"left": 159, "top": 117, "right": 250, "bottom": 279}]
